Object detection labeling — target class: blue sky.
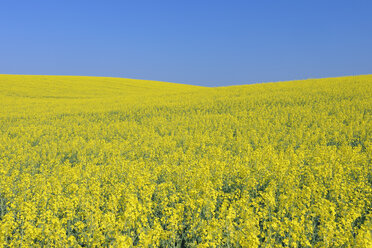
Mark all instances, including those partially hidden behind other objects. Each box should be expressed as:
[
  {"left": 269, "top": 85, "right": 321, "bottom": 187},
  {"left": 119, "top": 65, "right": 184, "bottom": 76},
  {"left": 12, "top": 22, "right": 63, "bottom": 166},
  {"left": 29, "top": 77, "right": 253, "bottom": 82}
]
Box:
[{"left": 0, "top": 0, "right": 371, "bottom": 86}]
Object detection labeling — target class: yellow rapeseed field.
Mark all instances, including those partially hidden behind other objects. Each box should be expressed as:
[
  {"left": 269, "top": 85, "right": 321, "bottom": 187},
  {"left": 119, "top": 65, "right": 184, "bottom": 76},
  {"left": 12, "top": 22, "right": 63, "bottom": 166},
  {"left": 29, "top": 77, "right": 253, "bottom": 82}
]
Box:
[{"left": 0, "top": 74, "right": 371, "bottom": 247}]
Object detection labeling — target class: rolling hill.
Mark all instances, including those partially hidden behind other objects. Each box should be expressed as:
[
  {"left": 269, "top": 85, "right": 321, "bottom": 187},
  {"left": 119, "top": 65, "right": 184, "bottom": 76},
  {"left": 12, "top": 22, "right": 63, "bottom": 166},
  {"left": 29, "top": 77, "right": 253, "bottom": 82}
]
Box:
[{"left": 0, "top": 74, "right": 371, "bottom": 247}]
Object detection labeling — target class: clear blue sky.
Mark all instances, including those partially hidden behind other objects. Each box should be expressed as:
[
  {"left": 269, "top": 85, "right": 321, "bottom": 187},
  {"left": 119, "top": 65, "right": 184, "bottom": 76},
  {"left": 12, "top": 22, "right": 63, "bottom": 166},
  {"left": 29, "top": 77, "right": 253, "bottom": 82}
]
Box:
[{"left": 1, "top": 0, "right": 371, "bottom": 86}]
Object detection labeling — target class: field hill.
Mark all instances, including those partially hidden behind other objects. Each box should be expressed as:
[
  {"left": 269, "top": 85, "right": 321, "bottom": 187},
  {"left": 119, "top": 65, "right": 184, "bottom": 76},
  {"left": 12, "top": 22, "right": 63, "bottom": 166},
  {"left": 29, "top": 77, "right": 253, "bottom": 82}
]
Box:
[
  {"left": 0, "top": 74, "right": 371, "bottom": 247},
  {"left": 0, "top": 75, "right": 205, "bottom": 116}
]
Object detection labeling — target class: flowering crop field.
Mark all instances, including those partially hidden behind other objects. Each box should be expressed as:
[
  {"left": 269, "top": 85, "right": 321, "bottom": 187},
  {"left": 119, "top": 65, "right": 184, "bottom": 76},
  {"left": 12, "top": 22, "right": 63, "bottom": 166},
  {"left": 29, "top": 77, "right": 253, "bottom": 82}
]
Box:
[{"left": 0, "top": 75, "right": 371, "bottom": 247}]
